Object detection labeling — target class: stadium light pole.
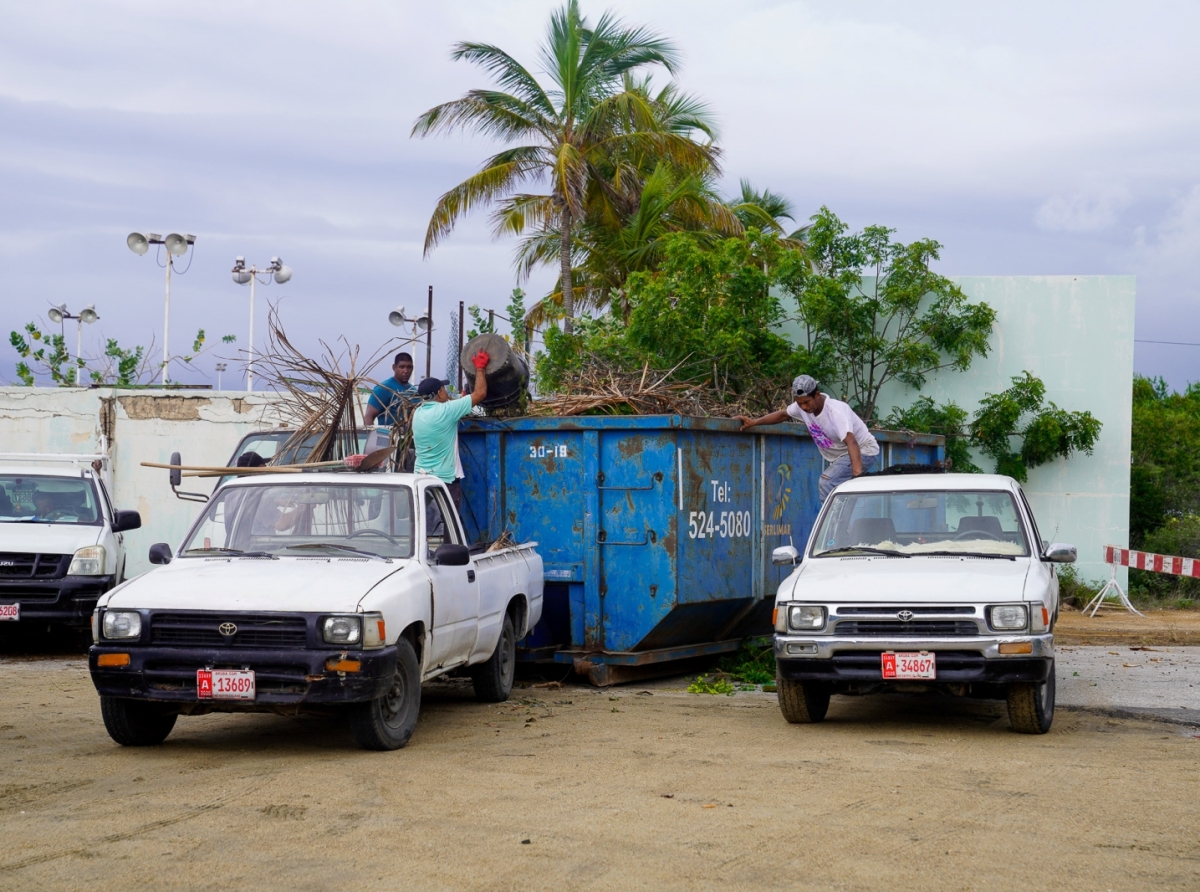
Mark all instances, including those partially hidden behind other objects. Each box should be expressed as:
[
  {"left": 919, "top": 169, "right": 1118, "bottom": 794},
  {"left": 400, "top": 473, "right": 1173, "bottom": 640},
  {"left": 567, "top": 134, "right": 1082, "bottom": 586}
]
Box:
[
  {"left": 231, "top": 256, "right": 293, "bottom": 392},
  {"left": 127, "top": 231, "right": 195, "bottom": 385},
  {"left": 48, "top": 304, "right": 99, "bottom": 385}
]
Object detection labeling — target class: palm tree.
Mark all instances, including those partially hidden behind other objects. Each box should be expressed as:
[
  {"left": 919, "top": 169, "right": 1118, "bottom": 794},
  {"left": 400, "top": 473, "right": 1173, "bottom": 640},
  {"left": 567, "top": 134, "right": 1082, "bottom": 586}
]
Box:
[{"left": 412, "top": 0, "right": 717, "bottom": 332}]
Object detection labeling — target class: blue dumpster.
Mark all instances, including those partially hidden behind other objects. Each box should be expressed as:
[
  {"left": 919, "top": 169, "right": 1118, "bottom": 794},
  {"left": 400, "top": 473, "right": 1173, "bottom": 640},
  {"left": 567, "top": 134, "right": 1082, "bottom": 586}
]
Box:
[{"left": 458, "top": 416, "right": 943, "bottom": 684}]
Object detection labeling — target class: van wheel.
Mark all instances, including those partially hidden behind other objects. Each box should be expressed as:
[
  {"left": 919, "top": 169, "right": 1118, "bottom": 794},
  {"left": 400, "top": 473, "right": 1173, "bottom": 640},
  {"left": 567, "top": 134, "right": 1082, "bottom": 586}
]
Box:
[
  {"left": 471, "top": 613, "right": 516, "bottom": 703},
  {"left": 1006, "top": 661, "right": 1055, "bottom": 734},
  {"left": 350, "top": 637, "right": 421, "bottom": 750},
  {"left": 777, "top": 676, "right": 830, "bottom": 723},
  {"left": 100, "top": 697, "right": 177, "bottom": 746}
]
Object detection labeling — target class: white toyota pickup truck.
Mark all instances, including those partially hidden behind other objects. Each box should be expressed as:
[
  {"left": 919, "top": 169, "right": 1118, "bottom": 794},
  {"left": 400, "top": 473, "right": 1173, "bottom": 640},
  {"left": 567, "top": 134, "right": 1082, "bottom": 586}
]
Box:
[
  {"left": 771, "top": 472, "right": 1075, "bottom": 734},
  {"left": 88, "top": 471, "right": 543, "bottom": 750}
]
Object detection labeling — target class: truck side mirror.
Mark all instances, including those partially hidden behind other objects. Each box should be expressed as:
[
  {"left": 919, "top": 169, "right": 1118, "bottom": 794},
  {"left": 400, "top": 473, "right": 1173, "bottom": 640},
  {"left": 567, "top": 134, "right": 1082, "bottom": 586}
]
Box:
[
  {"left": 149, "top": 543, "right": 173, "bottom": 565},
  {"left": 433, "top": 543, "right": 470, "bottom": 566},
  {"left": 1043, "top": 543, "right": 1077, "bottom": 563},
  {"left": 169, "top": 452, "right": 182, "bottom": 488},
  {"left": 772, "top": 545, "right": 801, "bottom": 566},
  {"left": 112, "top": 510, "right": 141, "bottom": 533}
]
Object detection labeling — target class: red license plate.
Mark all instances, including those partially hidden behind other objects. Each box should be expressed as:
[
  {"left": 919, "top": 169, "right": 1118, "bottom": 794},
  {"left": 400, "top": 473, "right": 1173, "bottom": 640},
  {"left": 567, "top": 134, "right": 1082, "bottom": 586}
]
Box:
[
  {"left": 882, "top": 651, "right": 936, "bottom": 679},
  {"left": 197, "top": 669, "right": 256, "bottom": 700}
]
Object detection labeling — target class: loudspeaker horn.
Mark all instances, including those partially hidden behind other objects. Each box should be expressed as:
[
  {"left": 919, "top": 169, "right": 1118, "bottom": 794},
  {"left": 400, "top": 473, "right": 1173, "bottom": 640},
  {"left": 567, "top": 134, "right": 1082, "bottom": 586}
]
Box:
[
  {"left": 126, "top": 232, "right": 149, "bottom": 255},
  {"left": 163, "top": 233, "right": 189, "bottom": 256}
]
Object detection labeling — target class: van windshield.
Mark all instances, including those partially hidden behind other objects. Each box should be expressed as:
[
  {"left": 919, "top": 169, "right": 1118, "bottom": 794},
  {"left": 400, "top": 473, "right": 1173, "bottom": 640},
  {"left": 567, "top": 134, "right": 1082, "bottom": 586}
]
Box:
[
  {"left": 811, "top": 490, "right": 1030, "bottom": 557},
  {"left": 181, "top": 482, "right": 415, "bottom": 559},
  {"left": 0, "top": 475, "right": 102, "bottom": 525}
]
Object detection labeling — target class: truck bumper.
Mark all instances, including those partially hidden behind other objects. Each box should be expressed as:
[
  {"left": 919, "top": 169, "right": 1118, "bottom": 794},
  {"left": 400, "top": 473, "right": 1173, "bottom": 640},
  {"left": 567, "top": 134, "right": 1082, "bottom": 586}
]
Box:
[
  {"left": 88, "top": 644, "right": 398, "bottom": 711},
  {"left": 0, "top": 576, "right": 114, "bottom": 628},
  {"left": 774, "top": 634, "right": 1054, "bottom": 686}
]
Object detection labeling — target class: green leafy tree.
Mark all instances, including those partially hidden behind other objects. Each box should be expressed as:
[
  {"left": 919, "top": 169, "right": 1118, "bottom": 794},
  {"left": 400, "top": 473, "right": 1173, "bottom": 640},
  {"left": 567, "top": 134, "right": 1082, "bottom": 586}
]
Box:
[
  {"left": 506, "top": 288, "right": 529, "bottom": 354},
  {"left": 782, "top": 207, "right": 996, "bottom": 422},
  {"left": 9, "top": 323, "right": 80, "bottom": 385},
  {"left": 1129, "top": 374, "right": 1200, "bottom": 545},
  {"left": 886, "top": 372, "right": 1102, "bottom": 482},
  {"left": 412, "top": 0, "right": 717, "bottom": 333}
]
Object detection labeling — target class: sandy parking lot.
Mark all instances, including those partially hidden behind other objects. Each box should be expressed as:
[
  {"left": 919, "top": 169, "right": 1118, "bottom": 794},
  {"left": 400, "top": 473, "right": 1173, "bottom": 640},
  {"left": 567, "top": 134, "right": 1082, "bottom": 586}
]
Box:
[{"left": 2, "top": 655, "right": 1199, "bottom": 891}]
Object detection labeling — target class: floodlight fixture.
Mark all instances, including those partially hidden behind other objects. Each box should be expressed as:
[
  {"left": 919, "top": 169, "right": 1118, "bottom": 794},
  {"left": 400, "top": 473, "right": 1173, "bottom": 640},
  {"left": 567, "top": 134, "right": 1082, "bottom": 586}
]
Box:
[
  {"left": 48, "top": 304, "right": 66, "bottom": 324},
  {"left": 79, "top": 305, "right": 99, "bottom": 325},
  {"left": 231, "top": 254, "right": 295, "bottom": 392},
  {"left": 126, "top": 232, "right": 150, "bottom": 255},
  {"left": 388, "top": 306, "right": 408, "bottom": 326},
  {"left": 127, "top": 229, "right": 196, "bottom": 385}
]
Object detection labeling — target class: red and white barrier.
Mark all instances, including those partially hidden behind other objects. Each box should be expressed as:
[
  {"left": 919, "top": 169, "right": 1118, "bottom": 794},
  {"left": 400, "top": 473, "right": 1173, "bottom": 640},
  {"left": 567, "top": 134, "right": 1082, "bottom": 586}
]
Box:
[{"left": 1103, "top": 545, "right": 1200, "bottom": 578}]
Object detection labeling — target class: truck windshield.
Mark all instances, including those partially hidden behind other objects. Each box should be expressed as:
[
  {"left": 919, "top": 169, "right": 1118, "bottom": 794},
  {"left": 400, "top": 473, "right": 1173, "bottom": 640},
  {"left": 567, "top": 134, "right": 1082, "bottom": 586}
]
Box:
[
  {"left": 180, "top": 482, "right": 415, "bottom": 559},
  {"left": 0, "top": 474, "right": 102, "bottom": 525},
  {"left": 811, "top": 489, "right": 1030, "bottom": 558}
]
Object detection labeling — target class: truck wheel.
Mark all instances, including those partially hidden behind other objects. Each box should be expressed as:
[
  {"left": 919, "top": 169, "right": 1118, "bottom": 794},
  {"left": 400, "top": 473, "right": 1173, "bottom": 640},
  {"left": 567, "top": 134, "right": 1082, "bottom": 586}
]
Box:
[
  {"left": 471, "top": 613, "right": 516, "bottom": 703},
  {"left": 100, "top": 697, "right": 177, "bottom": 746},
  {"left": 350, "top": 637, "right": 421, "bottom": 751},
  {"left": 1006, "top": 660, "right": 1055, "bottom": 734},
  {"left": 777, "top": 676, "right": 830, "bottom": 723}
]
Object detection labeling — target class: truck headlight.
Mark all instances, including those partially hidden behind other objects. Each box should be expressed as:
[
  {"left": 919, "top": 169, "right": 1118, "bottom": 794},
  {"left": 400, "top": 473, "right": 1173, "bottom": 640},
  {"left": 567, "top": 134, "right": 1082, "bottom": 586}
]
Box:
[
  {"left": 102, "top": 610, "right": 141, "bottom": 640},
  {"left": 989, "top": 605, "right": 1028, "bottom": 631},
  {"left": 69, "top": 545, "right": 106, "bottom": 576},
  {"left": 322, "top": 616, "right": 362, "bottom": 645},
  {"left": 788, "top": 605, "right": 826, "bottom": 631},
  {"left": 361, "top": 612, "right": 386, "bottom": 649}
]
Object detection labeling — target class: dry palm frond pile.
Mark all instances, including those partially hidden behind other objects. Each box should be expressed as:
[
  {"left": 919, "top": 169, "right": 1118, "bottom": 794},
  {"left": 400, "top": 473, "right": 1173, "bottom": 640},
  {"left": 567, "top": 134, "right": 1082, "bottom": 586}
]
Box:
[
  {"left": 528, "top": 358, "right": 789, "bottom": 419},
  {"left": 253, "top": 306, "right": 398, "bottom": 464}
]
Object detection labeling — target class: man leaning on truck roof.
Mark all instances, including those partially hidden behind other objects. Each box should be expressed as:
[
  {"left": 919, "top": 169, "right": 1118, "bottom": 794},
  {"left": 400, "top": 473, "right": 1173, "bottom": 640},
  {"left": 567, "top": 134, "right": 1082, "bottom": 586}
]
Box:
[
  {"left": 411, "top": 350, "right": 489, "bottom": 510},
  {"left": 736, "top": 375, "right": 880, "bottom": 500}
]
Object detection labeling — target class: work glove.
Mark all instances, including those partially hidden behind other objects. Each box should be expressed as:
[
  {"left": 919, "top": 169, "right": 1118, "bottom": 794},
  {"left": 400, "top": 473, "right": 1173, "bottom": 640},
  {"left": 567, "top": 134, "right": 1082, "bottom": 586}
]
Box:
[
  {"left": 472, "top": 351, "right": 490, "bottom": 370},
  {"left": 344, "top": 454, "right": 366, "bottom": 470}
]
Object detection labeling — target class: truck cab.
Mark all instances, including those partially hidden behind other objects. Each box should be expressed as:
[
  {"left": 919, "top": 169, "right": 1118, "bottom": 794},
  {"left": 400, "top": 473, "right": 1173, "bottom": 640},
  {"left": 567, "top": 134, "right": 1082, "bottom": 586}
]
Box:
[
  {"left": 772, "top": 472, "right": 1075, "bottom": 734},
  {"left": 89, "top": 471, "right": 542, "bottom": 750},
  {"left": 0, "top": 454, "right": 141, "bottom": 633}
]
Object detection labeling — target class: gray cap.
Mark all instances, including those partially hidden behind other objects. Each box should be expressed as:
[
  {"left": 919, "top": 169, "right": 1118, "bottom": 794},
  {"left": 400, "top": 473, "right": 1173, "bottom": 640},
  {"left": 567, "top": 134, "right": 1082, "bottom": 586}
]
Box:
[{"left": 792, "top": 374, "right": 819, "bottom": 397}]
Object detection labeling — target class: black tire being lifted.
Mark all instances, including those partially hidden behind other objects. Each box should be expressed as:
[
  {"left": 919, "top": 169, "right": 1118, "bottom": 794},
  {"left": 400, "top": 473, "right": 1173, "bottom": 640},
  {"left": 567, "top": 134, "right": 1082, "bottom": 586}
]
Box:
[
  {"left": 100, "top": 696, "right": 178, "bottom": 746},
  {"left": 471, "top": 612, "right": 516, "bottom": 703},
  {"left": 1006, "top": 660, "right": 1055, "bottom": 734},
  {"left": 777, "top": 675, "right": 831, "bottom": 723},
  {"left": 350, "top": 636, "right": 422, "bottom": 750}
]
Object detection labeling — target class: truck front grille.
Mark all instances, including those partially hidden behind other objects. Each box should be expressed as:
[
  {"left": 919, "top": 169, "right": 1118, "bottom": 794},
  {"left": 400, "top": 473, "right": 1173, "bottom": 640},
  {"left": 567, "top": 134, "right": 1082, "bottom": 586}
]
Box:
[
  {"left": 143, "top": 661, "right": 309, "bottom": 694},
  {"left": 835, "top": 620, "right": 979, "bottom": 637},
  {"left": 0, "top": 553, "right": 70, "bottom": 580},
  {"left": 150, "top": 613, "right": 308, "bottom": 648}
]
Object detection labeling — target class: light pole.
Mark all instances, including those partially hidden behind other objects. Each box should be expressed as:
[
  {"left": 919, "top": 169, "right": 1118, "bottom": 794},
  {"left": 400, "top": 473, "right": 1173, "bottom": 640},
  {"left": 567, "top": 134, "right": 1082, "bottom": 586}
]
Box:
[
  {"left": 231, "top": 256, "right": 293, "bottom": 392},
  {"left": 387, "top": 302, "right": 432, "bottom": 375},
  {"left": 48, "top": 304, "right": 99, "bottom": 385},
  {"left": 127, "top": 231, "right": 195, "bottom": 385},
  {"left": 215, "top": 362, "right": 227, "bottom": 391}
]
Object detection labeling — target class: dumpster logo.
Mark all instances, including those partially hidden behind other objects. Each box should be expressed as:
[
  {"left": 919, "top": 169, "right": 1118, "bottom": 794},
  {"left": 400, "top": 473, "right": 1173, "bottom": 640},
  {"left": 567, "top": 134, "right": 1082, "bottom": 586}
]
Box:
[{"left": 765, "top": 465, "right": 792, "bottom": 536}]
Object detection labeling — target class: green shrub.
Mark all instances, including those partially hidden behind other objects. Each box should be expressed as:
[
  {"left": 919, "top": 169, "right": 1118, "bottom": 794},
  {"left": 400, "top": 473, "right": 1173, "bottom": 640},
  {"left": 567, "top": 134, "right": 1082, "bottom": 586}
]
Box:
[{"left": 1128, "top": 514, "right": 1200, "bottom": 606}]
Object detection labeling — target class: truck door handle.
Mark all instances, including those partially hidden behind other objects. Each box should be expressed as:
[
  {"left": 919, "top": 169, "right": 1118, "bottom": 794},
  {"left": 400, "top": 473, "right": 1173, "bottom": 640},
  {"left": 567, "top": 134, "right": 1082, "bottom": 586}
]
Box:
[{"left": 467, "top": 570, "right": 476, "bottom": 583}]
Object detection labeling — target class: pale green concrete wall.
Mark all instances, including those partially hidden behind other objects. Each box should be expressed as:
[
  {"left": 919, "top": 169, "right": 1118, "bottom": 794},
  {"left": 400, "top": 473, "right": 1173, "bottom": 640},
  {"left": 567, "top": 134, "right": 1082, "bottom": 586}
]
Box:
[{"left": 779, "top": 276, "right": 1135, "bottom": 586}]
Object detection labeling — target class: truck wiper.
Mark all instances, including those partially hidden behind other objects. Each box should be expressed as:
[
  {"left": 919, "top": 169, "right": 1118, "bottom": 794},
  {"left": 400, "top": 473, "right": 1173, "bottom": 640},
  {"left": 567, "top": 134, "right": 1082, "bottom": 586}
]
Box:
[
  {"left": 817, "top": 546, "right": 911, "bottom": 558},
  {"left": 183, "top": 547, "right": 278, "bottom": 559},
  {"left": 282, "top": 543, "right": 390, "bottom": 562},
  {"left": 919, "top": 550, "right": 1017, "bottom": 561}
]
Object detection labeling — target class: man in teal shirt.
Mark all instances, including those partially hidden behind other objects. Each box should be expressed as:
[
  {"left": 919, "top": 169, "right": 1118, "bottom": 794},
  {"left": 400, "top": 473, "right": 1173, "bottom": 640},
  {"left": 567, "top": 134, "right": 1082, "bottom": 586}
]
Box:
[{"left": 411, "top": 350, "right": 489, "bottom": 510}]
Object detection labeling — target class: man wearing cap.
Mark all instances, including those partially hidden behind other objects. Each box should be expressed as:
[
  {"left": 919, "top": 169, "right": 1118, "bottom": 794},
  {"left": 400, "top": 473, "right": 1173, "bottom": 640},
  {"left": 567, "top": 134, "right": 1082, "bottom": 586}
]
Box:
[
  {"left": 364, "top": 352, "right": 416, "bottom": 427},
  {"left": 411, "top": 350, "right": 490, "bottom": 510},
  {"left": 736, "top": 375, "right": 880, "bottom": 501}
]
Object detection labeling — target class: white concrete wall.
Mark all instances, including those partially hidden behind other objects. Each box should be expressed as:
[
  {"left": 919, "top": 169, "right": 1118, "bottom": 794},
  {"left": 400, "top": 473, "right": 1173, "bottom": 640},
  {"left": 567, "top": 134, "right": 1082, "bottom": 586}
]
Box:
[
  {"left": 780, "top": 275, "right": 1135, "bottom": 586},
  {"left": 0, "top": 388, "right": 288, "bottom": 576}
]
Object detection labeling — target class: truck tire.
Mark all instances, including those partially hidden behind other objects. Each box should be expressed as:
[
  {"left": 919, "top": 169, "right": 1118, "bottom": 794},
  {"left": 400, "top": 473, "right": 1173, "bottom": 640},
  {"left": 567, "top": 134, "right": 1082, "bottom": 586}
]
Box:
[
  {"left": 1006, "top": 661, "right": 1055, "bottom": 734},
  {"left": 471, "top": 613, "right": 516, "bottom": 703},
  {"left": 350, "top": 637, "right": 422, "bottom": 751},
  {"left": 100, "top": 697, "right": 177, "bottom": 746},
  {"left": 777, "top": 676, "right": 830, "bottom": 723}
]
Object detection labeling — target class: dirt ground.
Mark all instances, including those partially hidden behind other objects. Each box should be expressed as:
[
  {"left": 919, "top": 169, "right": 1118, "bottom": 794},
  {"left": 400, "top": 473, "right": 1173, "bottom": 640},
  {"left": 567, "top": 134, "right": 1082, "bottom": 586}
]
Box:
[
  {"left": 1056, "top": 606, "right": 1200, "bottom": 646},
  {"left": 2, "top": 657, "right": 1199, "bottom": 891}
]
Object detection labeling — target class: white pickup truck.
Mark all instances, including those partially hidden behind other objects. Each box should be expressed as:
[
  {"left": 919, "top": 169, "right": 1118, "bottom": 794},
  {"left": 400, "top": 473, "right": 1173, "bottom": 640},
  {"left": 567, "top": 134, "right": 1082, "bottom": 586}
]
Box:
[
  {"left": 771, "top": 472, "right": 1075, "bottom": 734},
  {"left": 0, "top": 454, "right": 141, "bottom": 635},
  {"left": 88, "top": 471, "right": 543, "bottom": 750}
]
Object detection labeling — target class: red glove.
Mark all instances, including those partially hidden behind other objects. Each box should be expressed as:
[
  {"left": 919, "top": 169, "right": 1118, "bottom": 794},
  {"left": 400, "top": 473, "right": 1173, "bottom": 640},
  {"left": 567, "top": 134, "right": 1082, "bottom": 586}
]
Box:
[
  {"left": 472, "top": 351, "right": 490, "bottom": 370},
  {"left": 344, "top": 454, "right": 366, "bottom": 470}
]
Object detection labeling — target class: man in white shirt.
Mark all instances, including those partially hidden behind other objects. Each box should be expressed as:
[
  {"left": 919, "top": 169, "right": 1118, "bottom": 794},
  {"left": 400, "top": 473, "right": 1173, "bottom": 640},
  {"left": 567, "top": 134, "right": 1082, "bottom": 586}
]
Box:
[{"left": 736, "top": 375, "right": 880, "bottom": 500}]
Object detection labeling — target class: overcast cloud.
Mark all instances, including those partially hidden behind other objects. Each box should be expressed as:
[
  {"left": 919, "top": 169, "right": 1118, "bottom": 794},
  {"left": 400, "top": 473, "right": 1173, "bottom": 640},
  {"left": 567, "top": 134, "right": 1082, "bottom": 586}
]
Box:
[{"left": 1, "top": 0, "right": 1198, "bottom": 389}]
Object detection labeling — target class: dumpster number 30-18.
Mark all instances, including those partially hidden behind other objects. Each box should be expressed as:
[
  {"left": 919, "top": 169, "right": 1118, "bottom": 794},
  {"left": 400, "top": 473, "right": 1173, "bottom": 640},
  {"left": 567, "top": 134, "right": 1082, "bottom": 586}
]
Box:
[
  {"left": 688, "top": 510, "right": 751, "bottom": 540},
  {"left": 529, "top": 444, "right": 568, "bottom": 458}
]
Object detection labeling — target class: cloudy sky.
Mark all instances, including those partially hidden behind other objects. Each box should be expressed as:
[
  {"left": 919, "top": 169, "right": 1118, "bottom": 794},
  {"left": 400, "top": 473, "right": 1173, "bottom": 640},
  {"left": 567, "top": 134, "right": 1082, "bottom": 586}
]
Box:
[{"left": 2, "top": 0, "right": 1198, "bottom": 389}]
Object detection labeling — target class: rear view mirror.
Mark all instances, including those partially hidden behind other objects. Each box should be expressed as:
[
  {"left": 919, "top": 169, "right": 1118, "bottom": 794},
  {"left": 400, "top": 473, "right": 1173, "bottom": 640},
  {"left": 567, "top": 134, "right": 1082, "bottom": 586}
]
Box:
[
  {"left": 772, "top": 545, "right": 801, "bottom": 566},
  {"left": 148, "top": 543, "right": 173, "bottom": 565},
  {"left": 433, "top": 543, "right": 470, "bottom": 566},
  {"left": 112, "top": 510, "right": 141, "bottom": 533},
  {"left": 1044, "top": 543, "right": 1077, "bottom": 564},
  {"left": 169, "top": 452, "right": 182, "bottom": 487}
]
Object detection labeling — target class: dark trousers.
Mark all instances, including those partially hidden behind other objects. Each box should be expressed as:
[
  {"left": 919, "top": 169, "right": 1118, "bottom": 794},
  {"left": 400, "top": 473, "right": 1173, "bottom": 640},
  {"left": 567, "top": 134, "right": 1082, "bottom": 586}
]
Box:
[{"left": 446, "top": 479, "right": 463, "bottom": 512}]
